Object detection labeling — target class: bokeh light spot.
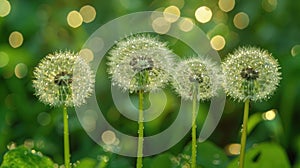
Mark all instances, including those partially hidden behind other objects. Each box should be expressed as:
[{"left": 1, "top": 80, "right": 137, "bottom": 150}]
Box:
[
  {"left": 195, "top": 6, "right": 213, "bottom": 23},
  {"left": 210, "top": 35, "right": 226, "bottom": 51},
  {"left": 24, "top": 139, "right": 34, "bottom": 149},
  {"left": 163, "top": 5, "right": 180, "bottom": 23},
  {"left": 79, "top": 48, "right": 94, "bottom": 62},
  {"left": 87, "top": 37, "right": 104, "bottom": 53},
  {"left": 82, "top": 110, "right": 98, "bottom": 132},
  {"left": 14, "top": 63, "right": 28, "bottom": 78},
  {"left": 0, "top": 0, "right": 11, "bottom": 17},
  {"left": 291, "top": 45, "right": 300, "bottom": 57},
  {"left": 225, "top": 143, "right": 240, "bottom": 155},
  {"left": 213, "top": 10, "right": 228, "bottom": 23},
  {"left": 262, "top": 109, "right": 276, "bottom": 121},
  {"left": 9, "top": 31, "right": 24, "bottom": 48},
  {"left": 262, "top": 0, "right": 277, "bottom": 12},
  {"left": 218, "top": 0, "right": 235, "bottom": 12},
  {"left": 5, "top": 94, "right": 14, "bottom": 110},
  {"left": 7, "top": 142, "right": 16, "bottom": 150},
  {"left": 178, "top": 18, "right": 194, "bottom": 32},
  {"left": 79, "top": 5, "right": 96, "bottom": 23},
  {"left": 151, "top": 8, "right": 164, "bottom": 20},
  {"left": 152, "top": 17, "right": 171, "bottom": 34},
  {"left": 37, "top": 112, "right": 51, "bottom": 126},
  {"left": 82, "top": 115, "right": 96, "bottom": 132},
  {"left": 233, "top": 12, "right": 249, "bottom": 29},
  {"left": 0, "top": 52, "right": 9, "bottom": 68},
  {"left": 101, "top": 130, "right": 116, "bottom": 145},
  {"left": 3, "top": 70, "right": 13, "bottom": 79},
  {"left": 36, "top": 139, "right": 45, "bottom": 149},
  {"left": 67, "top": 10, "right": 83, "bottom": 28}
]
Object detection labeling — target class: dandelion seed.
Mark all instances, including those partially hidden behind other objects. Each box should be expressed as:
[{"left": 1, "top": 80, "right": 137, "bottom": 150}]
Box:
[
  {"left": 222, "top": 46, "right": 281, "bottom": 102},
  {"left": 107, "top": 34, "right": 175, "bottom": 92},
  {"left": 172, "top": 57, "right": 222, "bottom": 167},
  {"left": 172, "top": 57, "right": 222, "bottom": 101},
  {"left": 107, "top": 34, "right": 176, "bottom": 168},
  {"left": 33, "top": 51, "right": 94, "bottom": 107}
]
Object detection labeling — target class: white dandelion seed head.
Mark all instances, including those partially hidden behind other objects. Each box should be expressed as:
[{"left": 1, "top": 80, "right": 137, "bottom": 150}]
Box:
[
  {"left": 107, "top": 34, "right": 176, "bottom": 93},
  {"left": 33, "top": 51, "right": 94, "bottom": 107},
  {"left": 222, "top": 46, "right": 281, "bottom": 102},
  {"left": 172, "top": 57, "right": 223, "bottom": 101}
]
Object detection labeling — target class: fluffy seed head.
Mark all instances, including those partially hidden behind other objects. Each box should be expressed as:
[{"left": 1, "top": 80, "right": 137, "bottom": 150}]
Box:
[
  {"left": 222, "top": 46, "right": 281, "bottom": 102},
  {"left": 107, "top": 34, "right": 175, "bottom": 93},
  {"left": 172, "top": 57, "right": 222, "bottom": 101},
  {"left": 33, "top": 51, "right": 94, "bottom": 107}
]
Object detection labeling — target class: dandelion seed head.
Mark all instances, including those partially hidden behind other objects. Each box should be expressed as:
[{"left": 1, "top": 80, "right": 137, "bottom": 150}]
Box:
[
  {"left": 107, "top": 35, "right": 175, "bottom": 92},
  {"left": 33, "top": 51, "right": 94, "bottom": 107},
  {"left": 172, "top": 57, "right": 222, "bottom": 101},
  {"left": 222, "top": 46, "right": 281, "bottom": 102}
]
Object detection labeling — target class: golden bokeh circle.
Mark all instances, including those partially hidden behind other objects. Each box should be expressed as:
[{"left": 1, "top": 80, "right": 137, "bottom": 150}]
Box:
[
  {"left": 67, "top": 10, "right": 83, "bottom": 28},
  {"left": 233, "top": 12, "right": 249, "bottom": 29},
  {"left": 80, "top": 5, "right": 96, "bottom": 23},
  {"left": 163, "top": 5, "right": 180, "bottom": 23},
  {"left": 9, "top": 31, "right": 24, "bottom": 48},
  {"left": 0, "top": 0, "right": 11, "bottom": 17},
  {"left": 195, "top": 6, "right": 213, "bottom": 23},
  {"left": 210, "top": 35, "right": 226, "bottom": 51},
  {"left": 218, "top": 0, "right": 235, "bottom": 12}
]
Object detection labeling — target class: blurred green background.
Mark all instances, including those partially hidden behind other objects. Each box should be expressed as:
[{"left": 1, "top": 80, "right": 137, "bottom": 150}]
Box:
[{"left": 1, "top": 0, "right": 300, "bottom": 167}]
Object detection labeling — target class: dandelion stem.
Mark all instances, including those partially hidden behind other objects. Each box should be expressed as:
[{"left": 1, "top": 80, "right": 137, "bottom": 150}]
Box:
[
  {"left": 191, "top": 91, "right": 197, "bottom": 168},
  {"left": 63, "top": 106, "right": 70, "bottom": 168},
  {"left": 239, "top": 99, "right": 250, "bottom": 168},
  {"left": 136, "top": 90, "right": 144, "bottom": 168}
]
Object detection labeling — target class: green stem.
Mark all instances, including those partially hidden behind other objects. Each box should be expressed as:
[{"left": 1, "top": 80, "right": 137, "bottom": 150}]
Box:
[
  {"left": 191, "top": 92, "right": 197, "bottom": 168},
  {"left": 63, "top": 106, "right": 70, "bottom": 168},
  {"left": 136, "top": 90, "right": 144, "bottom": 168},
  {"left": 239, "top": 99, "right": 250, "bottom": 168}
]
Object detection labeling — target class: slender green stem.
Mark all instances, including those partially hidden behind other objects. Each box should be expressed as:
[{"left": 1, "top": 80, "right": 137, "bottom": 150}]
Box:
[
  {"left": 191, "top": 92, "right": 197, "bottom": 168},
  {"left": 63, "top": 106, "right": 70, "bottom": 168},
  {"left": 239, "top": 99, "right": 250, "bottom": 168},
  {"left": 136, "top": 90, "right": 144, "bottom": 168}
]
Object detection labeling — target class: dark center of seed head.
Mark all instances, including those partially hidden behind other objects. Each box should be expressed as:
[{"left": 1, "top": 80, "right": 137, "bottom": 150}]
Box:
[
  {"left": 189, "top": 73, "right": 203, "bottom": 83},
  {"left": 240, "top": 67, "right": 259, "bottom": 80},
  {"left": 54, "top": 71, "right": 73, "bottom": 86},
  {"left": 129, "top": 57, "right": 154, "bottom": 72}
]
